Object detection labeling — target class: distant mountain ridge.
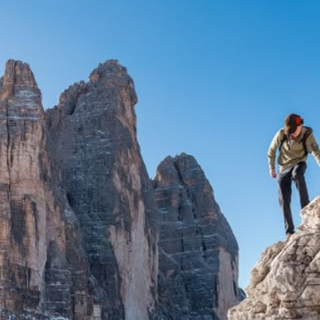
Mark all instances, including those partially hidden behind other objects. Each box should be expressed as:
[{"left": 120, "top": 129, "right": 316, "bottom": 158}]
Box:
[{"left": 0, "top": 59, "right": 242, "bottom": 320}]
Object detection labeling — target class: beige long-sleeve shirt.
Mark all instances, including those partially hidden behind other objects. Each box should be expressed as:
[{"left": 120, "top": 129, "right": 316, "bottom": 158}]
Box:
[{"left": 268, "top": 127, "right": 320, "bottom": 172}]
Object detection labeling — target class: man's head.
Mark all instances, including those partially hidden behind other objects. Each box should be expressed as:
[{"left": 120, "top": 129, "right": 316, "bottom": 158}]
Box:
[{"left": 284, "top": 114, "right": 304, "bottom": 137}]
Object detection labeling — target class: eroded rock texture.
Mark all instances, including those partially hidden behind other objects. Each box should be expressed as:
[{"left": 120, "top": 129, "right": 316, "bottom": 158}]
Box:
[
  {"left": 229, "top": 195, "right": 320, "bottom": 320},
  {"left": 0, "top": 60, "right": 94, "bottom": 320},
  {"left": 0, "top": 59, "right": 241, "bottom": 320},
  {"left": 46, "top": 60, "right": 159, "bottom": 320},
  {"left": 154, "top": 154, "right": 241, "bottom": 320},
  {"left": 0, "top": 60, "right": 55, "bottom": 316}
]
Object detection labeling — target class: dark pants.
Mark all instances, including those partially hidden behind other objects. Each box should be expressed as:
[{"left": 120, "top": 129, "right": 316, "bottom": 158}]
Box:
[{"left": 278, "top": 162, "right": 310, "bottom": 235}]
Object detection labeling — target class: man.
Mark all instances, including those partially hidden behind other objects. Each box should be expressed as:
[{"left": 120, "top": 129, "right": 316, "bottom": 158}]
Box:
[{"left": 268, "top": 114, "right": 320, "bottom": 235}]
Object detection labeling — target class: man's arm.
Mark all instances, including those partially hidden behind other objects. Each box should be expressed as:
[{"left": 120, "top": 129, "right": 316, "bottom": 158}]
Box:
[
  {"left": 268, "top": 129, "right": 282, "bottom": 177},
  {"left": 306, "top": 134, "right": 320, "bottom": 166}
]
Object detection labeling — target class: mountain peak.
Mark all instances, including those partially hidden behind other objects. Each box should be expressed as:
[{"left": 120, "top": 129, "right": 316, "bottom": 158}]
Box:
[{"left": 3, "top": 60, "right": 38, "bottom": 96}]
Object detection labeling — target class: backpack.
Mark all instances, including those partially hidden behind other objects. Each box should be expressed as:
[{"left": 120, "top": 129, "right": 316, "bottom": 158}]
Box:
[{"left": 279, "top": 126, "right": 313, "bottom": 156}]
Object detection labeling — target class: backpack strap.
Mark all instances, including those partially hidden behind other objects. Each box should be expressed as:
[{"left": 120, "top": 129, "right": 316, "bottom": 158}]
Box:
[
  {"left": 301, "top": 126, "right": 313, "bottom": 156},
  {"left": 278, "top": 127, "right": 313, "bottom": 156},
  {"left": 278, "top": 129, "right": 287, "bottom": 153}
]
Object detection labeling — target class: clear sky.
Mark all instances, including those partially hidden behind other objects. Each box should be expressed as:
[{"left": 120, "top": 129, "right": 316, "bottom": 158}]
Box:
[{"left": 1, "top": 0, "right": 320, "bottom": 289}]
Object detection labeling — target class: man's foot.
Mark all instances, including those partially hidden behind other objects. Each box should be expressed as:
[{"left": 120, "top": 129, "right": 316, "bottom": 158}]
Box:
[{"left": 285, "top": 231, "right": 295, "bottom": 241}]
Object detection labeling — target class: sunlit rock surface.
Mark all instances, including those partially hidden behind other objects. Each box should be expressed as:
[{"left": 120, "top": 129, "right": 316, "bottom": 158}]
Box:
[
  {"left": 0, "top": 60, "right": 91, "bottom": 320},
  {"left": 0, "top": 59, "right": 241, "bottom": 320},
  {"left": 229, "top": 195, "right": 320, "bottom": 320}
]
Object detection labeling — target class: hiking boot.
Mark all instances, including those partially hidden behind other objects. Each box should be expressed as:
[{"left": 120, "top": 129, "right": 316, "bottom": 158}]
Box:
[
  {"left": 297, "top": 224, "right": 306, "bottom": 231},
  {"left": 285, "top": 231, "right": 295, "bottom": 241}
]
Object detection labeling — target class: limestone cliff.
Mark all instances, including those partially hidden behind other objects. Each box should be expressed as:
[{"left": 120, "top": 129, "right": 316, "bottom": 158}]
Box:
[
  {"left": 0, "top": 60, "right": 57, "bottom": 316},
  {"left": 46, "top": 60, "right": 159, "bottom": 320},
  {"left": 229, "top": 195, "right": 320, "bottom": 320},
  {"left": 154, "top": 154, "right": 241, "bottom": 320},
  {"left": 0, "top": 60, "right": 95, "bottom": 320},
  {"left": 0, "top": 59, "right": 241, "bottom": 320}
]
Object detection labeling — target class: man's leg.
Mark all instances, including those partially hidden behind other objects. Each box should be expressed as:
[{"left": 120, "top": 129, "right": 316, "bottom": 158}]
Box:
[
  {"left": 278, "top": 170, "right": 294, "bottom": 234},
  {"left": 292, "top": 161, "right": 310, "bottom": 208}
]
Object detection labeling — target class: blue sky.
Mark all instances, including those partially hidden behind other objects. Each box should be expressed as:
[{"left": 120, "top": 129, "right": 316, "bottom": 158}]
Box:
[{"left": 1, "top": 0, "right": 320, "bottom": 289}]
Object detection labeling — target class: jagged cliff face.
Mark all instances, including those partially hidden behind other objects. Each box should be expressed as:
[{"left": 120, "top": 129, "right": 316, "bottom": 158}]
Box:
[
  {"left": 154, "top": 154, "right": 241, "bottom": 320},
  {"left": 0, "top": 59, "right": 241, "bottom": 320},
  {"left": 229, "top": 195, "right": 320, "bottom": 320},
  {"left": 46, "top": 60, "right": 159, "bottom": 320},
  {"left": 0, "top": 60, "right": 88, "bottom": 319},
  {"left": 0, "top": 60, "right": 54, "bottom": 314}
]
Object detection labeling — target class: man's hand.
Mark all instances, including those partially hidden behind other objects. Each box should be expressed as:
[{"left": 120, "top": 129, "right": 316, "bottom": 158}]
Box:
[{"left": 270, "top": 168, "right": 277, "bottom": 178}]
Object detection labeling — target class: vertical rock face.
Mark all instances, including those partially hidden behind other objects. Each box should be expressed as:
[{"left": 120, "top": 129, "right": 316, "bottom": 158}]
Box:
[
  {"left": 46, "top": 60, "right": 159, "bottom": 320},
  {"left": 153, "top": 154, "right": 241, "bottom": 320},
  {"left": 228, "top": 195, "right": 320, "bottom": 320},
  {"left": 0, "top": 60, "right": 74, "bottom": 319},
  {"left": 0, "top": 60, "right": 49, "bottom": 313},
  {"left": 0, "top": 59, "right": 242, "bottom": 320},
  {"left": 0, "top": 59, "right": 42, "bottom": 312},
  {"left": 0, "top": 60, "right": 111, "bottom": 320}
]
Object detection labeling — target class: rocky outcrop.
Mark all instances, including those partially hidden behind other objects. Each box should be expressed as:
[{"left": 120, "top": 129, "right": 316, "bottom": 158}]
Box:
[
  {"left": 0, "top": 60, "right": 52, "bottom": 315},
  {"left": 154, "top": 154, "right": 241, "bottom": 320},
  {"left": 46, "top": 60, "right": 159, "bottom": 320},
  {"left": 0, "top": 60, "right": 90, "bottom": 319},
  {"left": 228, "top": 195, "right": 320, "bottom": 320},
  {"left": 0, "top": 59, "right": 241, "bottom": 320}
]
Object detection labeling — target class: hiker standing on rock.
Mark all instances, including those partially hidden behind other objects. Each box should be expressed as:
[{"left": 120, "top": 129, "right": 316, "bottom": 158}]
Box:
[{"left": 268, "top": 114, "right": 320, "bottom": 236}]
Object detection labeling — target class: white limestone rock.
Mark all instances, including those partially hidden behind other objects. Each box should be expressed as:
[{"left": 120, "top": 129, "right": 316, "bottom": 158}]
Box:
[{"left": 228, "top": 195, "right": 320, "bottom": 320}]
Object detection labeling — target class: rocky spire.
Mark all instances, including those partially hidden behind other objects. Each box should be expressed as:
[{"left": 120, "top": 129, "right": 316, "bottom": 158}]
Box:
[
  {"left": 154, "top": 153, "right": 241, "bottom": 320},
  {"left": 0, "top": 60, "right": 97, "bottom": 320},
  {"left": 228, "top": 195, "right": 320, "bottom": 320},
  {"left": 0, "top": 60, "right": 59, "bottom": 318},
  {"left": 1, "top": 60, "right": 39, "bottom": 97},
  {"left": 0, "top": 60, "right": 43, "bottom": 120},
  {"left": 0, "top": 60, "right": 46, "bottom": 268},
  {"left": 0, "top": 58, "right": 243, "bottom": 320},
  {"left": 46, "top": 59, "right": 158, "bottom": 320}
]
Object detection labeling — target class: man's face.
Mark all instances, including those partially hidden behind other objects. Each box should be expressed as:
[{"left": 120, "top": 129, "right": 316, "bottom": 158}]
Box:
[{"left": 291, "top": 124, "right": 303, "bottom": 139}]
